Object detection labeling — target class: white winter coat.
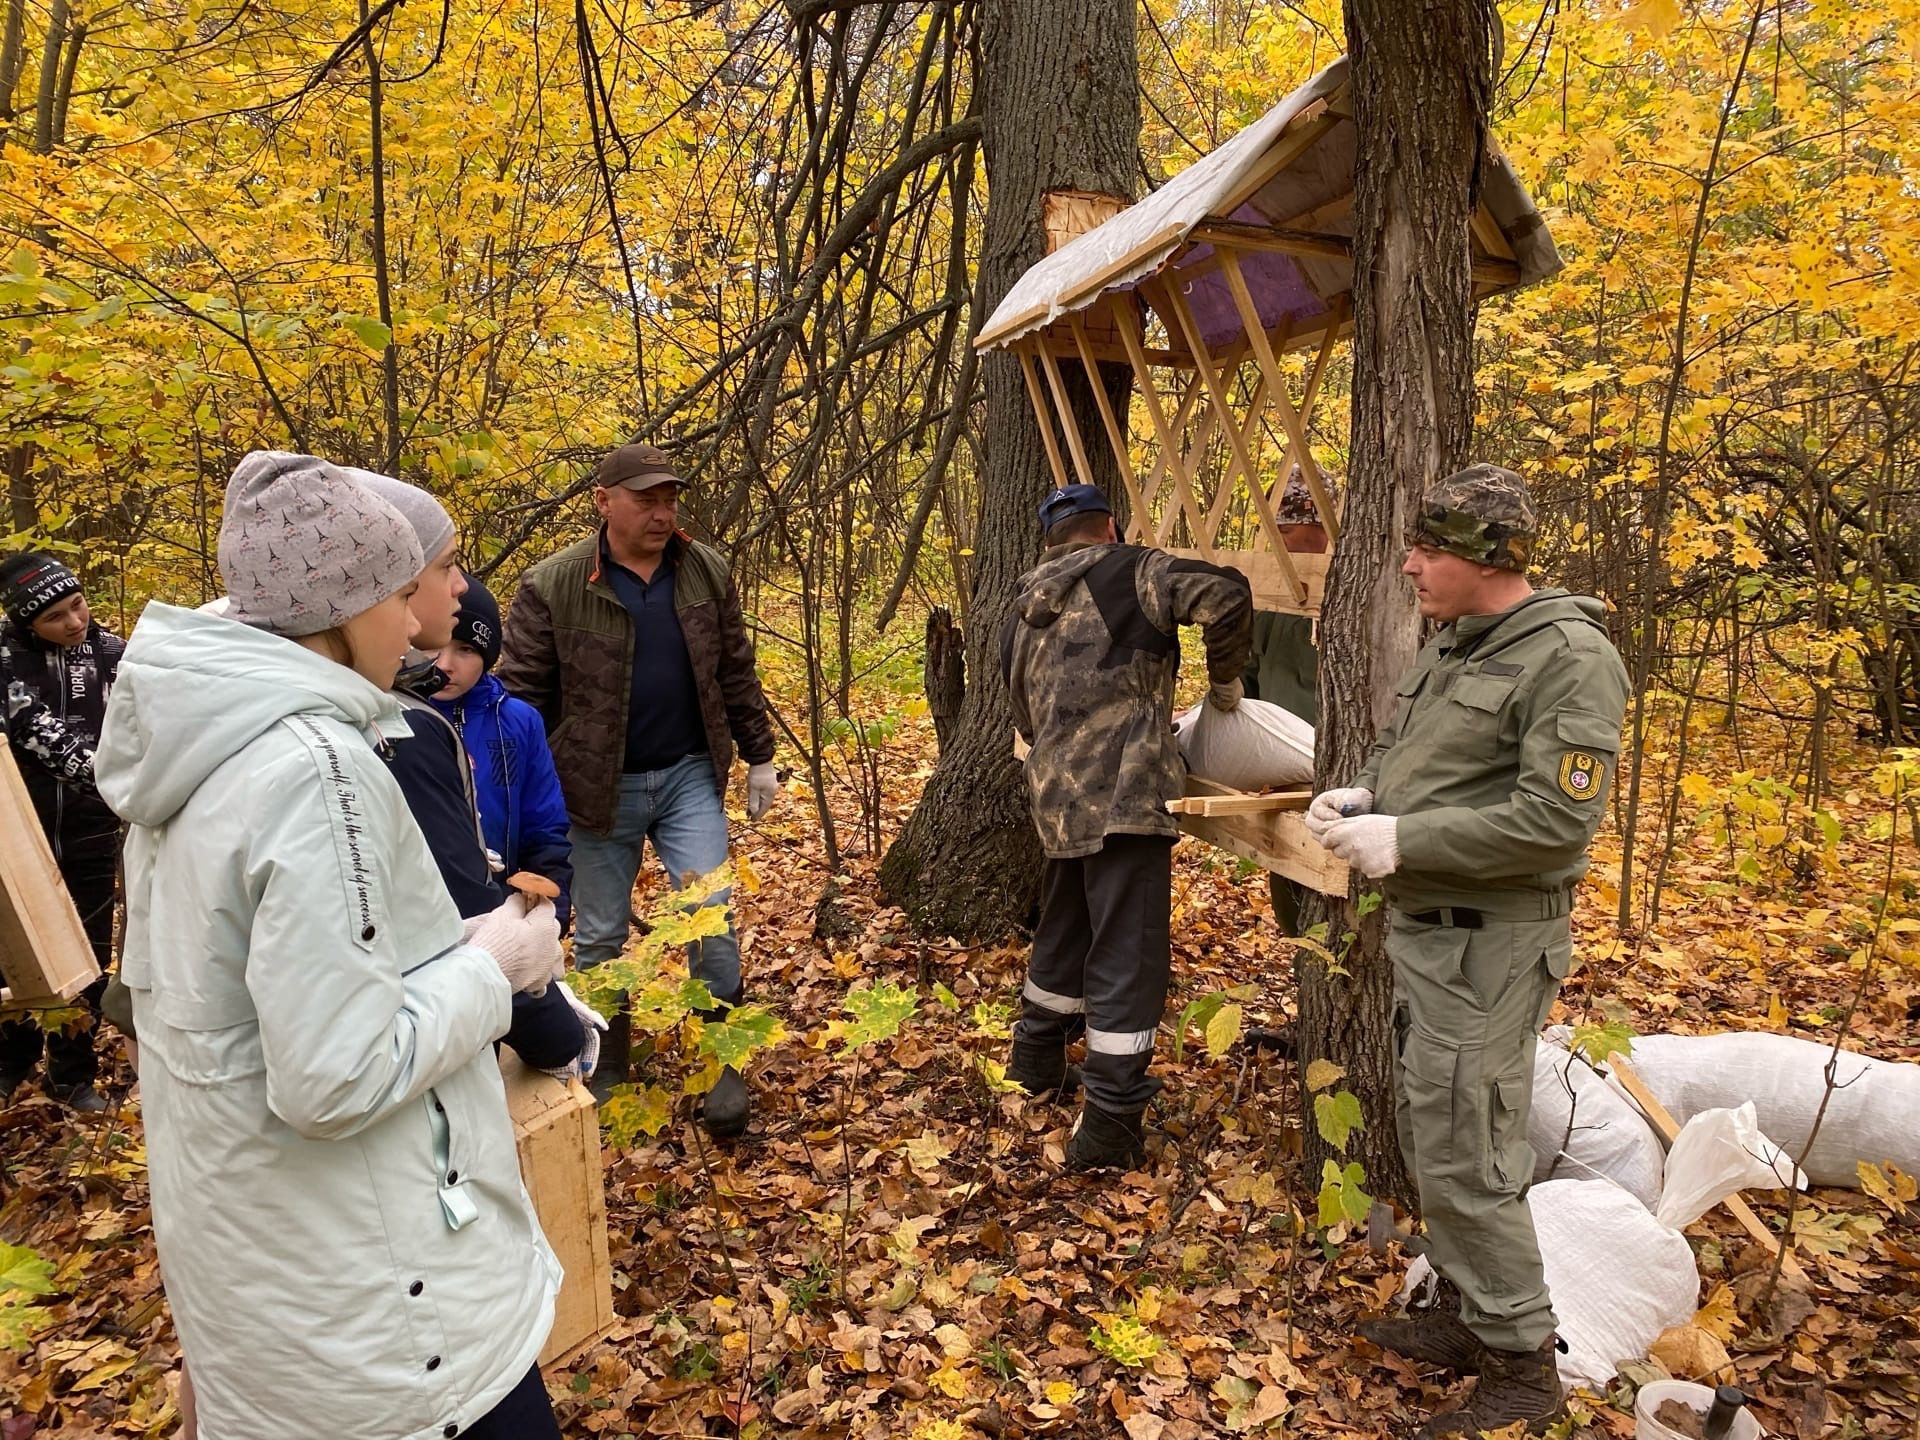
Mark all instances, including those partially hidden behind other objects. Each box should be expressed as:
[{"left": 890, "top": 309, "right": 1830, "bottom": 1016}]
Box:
[{"left": 96, "top": 604, "right": 559, "bottom": 1440}]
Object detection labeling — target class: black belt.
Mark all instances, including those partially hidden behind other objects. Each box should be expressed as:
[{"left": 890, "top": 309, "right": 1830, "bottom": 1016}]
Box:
[{"left": 1406, "top": 907, "right": 1483, "bottom": 929}]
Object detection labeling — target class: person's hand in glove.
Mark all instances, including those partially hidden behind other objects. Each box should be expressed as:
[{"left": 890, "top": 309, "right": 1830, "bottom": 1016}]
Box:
[
  {"left": 1305, "top": 786, "right": 1374, "bottom": 840},
  {"left": 747, "top": 761, "right": 779, "bottom": 821},
  {"left": 1319, "top": 814, "right": 1400, "bottom": 878},
  {"left": 1207, "top": 677, "right": 1244, "bottom": 713},
  {"left": 463, "top": 893, "right": 562, "bottom": 996},
  {"left": 543, "top": 982, "right": 610, "bottom": 1081}
]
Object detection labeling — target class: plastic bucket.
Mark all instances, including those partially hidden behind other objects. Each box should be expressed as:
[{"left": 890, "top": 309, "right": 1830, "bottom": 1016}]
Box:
[{"left": 1635, "top": 1380, "right": 1764, "bottom": 1440}]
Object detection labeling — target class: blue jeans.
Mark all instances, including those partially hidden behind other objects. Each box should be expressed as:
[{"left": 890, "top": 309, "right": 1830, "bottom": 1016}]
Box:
[{"left": 569, "top": 755, "right": 740, "bottom": 1001}]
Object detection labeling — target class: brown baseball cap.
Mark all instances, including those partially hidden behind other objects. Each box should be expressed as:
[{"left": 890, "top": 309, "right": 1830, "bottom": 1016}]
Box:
[{"left": 595, "top": 443, "right": 683, "bottom": 491}]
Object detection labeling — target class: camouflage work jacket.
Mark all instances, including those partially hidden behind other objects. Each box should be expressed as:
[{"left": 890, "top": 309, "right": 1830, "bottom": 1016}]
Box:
[
  {"left": 1001, "top": 543, "right": 1252, "bottom": 859},
  {"left": 494, "top": 530, "right": 774, "bottom": 833}
]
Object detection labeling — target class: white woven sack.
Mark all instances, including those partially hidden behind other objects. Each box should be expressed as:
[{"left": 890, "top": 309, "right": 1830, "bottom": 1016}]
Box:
[
  {"left": 1611, "top": 1032, "right": 1920, "bottom": 1187},
  {"left": 1528, "top": 1039, "right": 1666, "bottom": 1210},
  {"left": 1174, "top": 697, "right": 1315, "bottom": 791},
  {"left": 1531, "top": 1177, "right": 1699, "bottom": 1392}
]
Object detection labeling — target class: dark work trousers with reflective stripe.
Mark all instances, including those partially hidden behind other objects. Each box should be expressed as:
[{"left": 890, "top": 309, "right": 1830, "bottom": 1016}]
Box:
[{"left": 1014, "top": 834, "right": 1174, "bottom": 1115}]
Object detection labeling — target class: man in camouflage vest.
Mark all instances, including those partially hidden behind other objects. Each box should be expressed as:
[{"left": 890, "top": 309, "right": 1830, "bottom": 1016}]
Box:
[
  {"left": 1001, "top": 483, "right": 1252, "bottom": 1170},
  {"left": 1307, "top": 463, "right": 1630, "bottom": 1438}
]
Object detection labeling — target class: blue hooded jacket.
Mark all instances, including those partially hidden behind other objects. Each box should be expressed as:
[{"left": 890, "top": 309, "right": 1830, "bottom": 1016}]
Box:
[{"left": 429, "top": 672, "right": 573, "bottom": 926}]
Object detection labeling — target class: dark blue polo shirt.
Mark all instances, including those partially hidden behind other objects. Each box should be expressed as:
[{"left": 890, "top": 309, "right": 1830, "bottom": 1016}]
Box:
[{"left": 600, "top": 540, "right": 708, "bottom": 773}]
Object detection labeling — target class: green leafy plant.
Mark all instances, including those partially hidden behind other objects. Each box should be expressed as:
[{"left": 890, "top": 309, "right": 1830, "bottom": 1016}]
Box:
[{"left": 0, "top": 1243, "right": 55, "bottom": 1351}]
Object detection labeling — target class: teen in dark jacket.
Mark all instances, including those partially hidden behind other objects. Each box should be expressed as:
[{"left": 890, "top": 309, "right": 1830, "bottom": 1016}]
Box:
[
  {"left": 428, "top": 577, "right": 573, "bottom": 927},
  {"left": 0, "top": 551, "right": 120, "bottom": 1111}
]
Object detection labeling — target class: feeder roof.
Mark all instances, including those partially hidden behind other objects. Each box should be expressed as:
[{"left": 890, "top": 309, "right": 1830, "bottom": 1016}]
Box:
[{"left": 975, "top": 57, "right": 1561, "bottom": 356}]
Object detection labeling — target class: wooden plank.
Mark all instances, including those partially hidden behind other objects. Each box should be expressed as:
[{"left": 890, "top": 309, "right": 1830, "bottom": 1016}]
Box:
[
  {"left": 1180, "top": 546, "right": 1327, "bottom": 616},
  {"left": 1067, "top": 311, "right": 1154, "bottom": 538},
  {"left": 1218, "top": 249, "right": 1341, "bottom": 544},
  {"left": 1156, "top": 276, "right": 1306, "bottom": 605},
  {"left": 1018, "top": 344, "right": 1073, "bottom": 492},
  {"left": 1178, "top": 807, "right": 1348, "bottom": 894},
  {"left": 500, "top": 1053, "right": 618, "bottom": 1367},
  {"left": 1471, "top": 203, "right": 1516, "bottom": 261},
  {"left": 1212, "top": 106, "right": 1344, "bottom": 218},
  {"left": 1608, "top": 1054, "right": 1810, "bottom": 1282},
  {"left": 0, "top": 737, "right": 101, "bottom": 1009},
  {"left": 1166, "top": 788, "right": 1311, "bottom": 817},
  {"left": 1193, "top": 221, "right": 1351, "bottom": 262},
  {"left": 1037, "top": 343, "right": 1099, "bottom": 489},
  {"left": 1113, "top": 294, "right": 1216, "bottom": 558}
]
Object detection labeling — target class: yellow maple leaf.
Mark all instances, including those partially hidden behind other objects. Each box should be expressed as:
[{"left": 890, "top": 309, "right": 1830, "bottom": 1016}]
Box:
[{"left": 926, "top": 1359, "right": 972, "bottom": 1399}]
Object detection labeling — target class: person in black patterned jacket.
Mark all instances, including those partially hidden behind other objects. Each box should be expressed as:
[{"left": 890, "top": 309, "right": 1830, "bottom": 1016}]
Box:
[{"left": 0, "top": 551, "right": 121, "bottom": 1111}]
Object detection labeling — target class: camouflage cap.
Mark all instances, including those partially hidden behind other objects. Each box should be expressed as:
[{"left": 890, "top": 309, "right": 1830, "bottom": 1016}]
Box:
[
  {"left": 1408, "top": 462, "right": 1536, "bottom": 571},
  {"left": 1274, "top": 466, "right": 1331, "bottom": 527}
]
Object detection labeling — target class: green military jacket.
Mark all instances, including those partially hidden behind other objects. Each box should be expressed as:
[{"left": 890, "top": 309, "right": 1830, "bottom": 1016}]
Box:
[{"left": 1355, "top": 589, "right": 1629, "bottom": 916}]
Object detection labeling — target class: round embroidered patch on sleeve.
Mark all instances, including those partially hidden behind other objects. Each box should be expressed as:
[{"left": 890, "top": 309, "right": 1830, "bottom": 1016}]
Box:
[{"left": 1558, "top": 751, "right": 1602, "bottom": 800}]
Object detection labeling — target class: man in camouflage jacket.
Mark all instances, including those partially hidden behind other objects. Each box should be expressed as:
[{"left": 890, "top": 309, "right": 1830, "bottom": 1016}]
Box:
[
  {"left": 1000, "top": 484, "right": 1252, "bottom": 1170},
  {"left": 1308, "top": 463, "right": 1630, "bottom": 1440}
]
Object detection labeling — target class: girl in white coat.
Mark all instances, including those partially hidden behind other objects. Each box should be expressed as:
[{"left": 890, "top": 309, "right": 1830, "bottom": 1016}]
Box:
[{"left": 98, "top": 453, "right": 566, "bottom": 1440}]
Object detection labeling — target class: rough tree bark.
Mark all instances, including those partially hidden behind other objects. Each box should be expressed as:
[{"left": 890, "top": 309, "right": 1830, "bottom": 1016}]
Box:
[
  {"left": 878, "top": 0, "right": 1137, "bottom": 938},
  {"left": 1299, "top": 0, "right": 1497, "bottom": 1205},
  {"left": 924, "top": 606, "right": 965, "bottom": 754}
]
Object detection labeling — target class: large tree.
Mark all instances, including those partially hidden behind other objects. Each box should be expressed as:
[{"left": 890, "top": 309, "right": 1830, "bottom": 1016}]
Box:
[
  {"left": 1298, "top": 0, "right": 1499, "bottom": 1202},
  {"left": 879, "top": 0, "right": 1138, "bottom": 938}
]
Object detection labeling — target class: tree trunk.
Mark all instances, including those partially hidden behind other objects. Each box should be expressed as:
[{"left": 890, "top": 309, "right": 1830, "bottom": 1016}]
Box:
[
  {"left": 30, "top": 0, "right": 65, "bottom": 154},
  {"left": 924, "top": 606, "right": 965, "bottom": 754},
  {"left": 1300, "top": 0, "right": 1495, "bottom": 1206},
  {"left": 0, "top": 0, "right": 28, "bottom": 131},
  {"left": 878, "top": 0, "right": 1137, "bottom": 939}
]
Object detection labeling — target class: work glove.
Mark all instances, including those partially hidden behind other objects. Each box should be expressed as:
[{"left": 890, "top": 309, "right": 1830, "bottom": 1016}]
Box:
[
  {"left": 462, "top": 893, "right": 563, "bottom": 997},
  {"left": 1206, "top": 677, "right": 1244, "bottom": 713},
  {"left": 1319, "top": 814, "right": 1401, "bottom": 878},
  {"left": 747, "top": 761, "right": 779, "bottom": 821},
  {"left": 543, "top": 981, "right": 610, "bottom": 1082},
  {"left": 1305, "top": 786, "right": 1374, "bottom": 840}
]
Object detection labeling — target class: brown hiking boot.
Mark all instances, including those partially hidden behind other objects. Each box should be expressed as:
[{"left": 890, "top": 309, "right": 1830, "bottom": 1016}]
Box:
[
  {"left": 1413, "top": 1336, "right": 1566, "bottom": 1438},
  {"left": 1358, "top": 1275, "right": 1486, "bottom": 1376}
]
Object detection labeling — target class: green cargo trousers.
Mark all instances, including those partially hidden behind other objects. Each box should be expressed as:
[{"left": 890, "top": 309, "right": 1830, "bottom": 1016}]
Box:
[{"left": 1388, "top": 909, "right": 1573, "bottom": 1353}]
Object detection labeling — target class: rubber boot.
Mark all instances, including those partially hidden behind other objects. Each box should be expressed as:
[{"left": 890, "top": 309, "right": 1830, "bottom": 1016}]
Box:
[
  {"left": 696, "top": 994, "right": 751, "bottom": 1140},
  {"left": 47, "top": 1081, "right": 110, "bottom": 1114},
  {"left": 1006, "top": 1038, "right": 1081, "bottom": 1099},
  {"left": 1065, "top": 1103, "right": 1147, "bottom": 1171},
  {"left": 588, "top": 997, "right": 632, "bottom": 1107},
  {"left": 1414, "top": 1336, "right": 1567, "bottom": 1438},
  {"left": 1358, "top": 1274, "right": 1486, "bottom": 1376}
]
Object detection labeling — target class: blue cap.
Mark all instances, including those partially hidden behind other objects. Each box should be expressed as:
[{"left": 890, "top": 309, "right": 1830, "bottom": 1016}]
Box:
[{"left": 1038, "top": 483, "right": 1112, "bottom": 532}]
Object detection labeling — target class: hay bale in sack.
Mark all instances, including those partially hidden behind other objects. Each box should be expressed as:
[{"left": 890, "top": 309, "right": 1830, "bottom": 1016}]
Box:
[
  {"left": 1611, "top": 1033, "right": 1920, "bottom": 1187},
  {"left": 1529, "top": 1038, "right": 1666, "bottom": 1209},
  {"left": 1174, "top": 698, "right": 1314, "bottom": 792}
]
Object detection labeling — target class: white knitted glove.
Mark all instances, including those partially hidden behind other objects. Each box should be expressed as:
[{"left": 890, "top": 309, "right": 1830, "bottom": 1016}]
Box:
[
  {"left": 1206, "top": 677, "right": 1244, "bottom": 713},
  {"left": 463, "top": 893, "right": 561, "bottom": 996},
  {"left": 1320, "top": 814, "right": 1401, "bottom": 878},
  {"left": 1306, "top": 786, "right": 1375, "bottom": 840},
  {"left": 542, "top": 982, "right": 610, "bottom": 1082},
  {"left": 746, "top": 761, "right": 779, "bottom": 821}
]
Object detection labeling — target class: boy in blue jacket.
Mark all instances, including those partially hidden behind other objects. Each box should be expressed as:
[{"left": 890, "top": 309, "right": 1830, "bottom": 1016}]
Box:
[{"left": 430, "top": 575, "right": 575, "bottom": 927}]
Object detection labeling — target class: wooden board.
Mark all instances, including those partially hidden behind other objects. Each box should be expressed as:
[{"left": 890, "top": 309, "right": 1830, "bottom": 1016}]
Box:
[
  {"left": 1608, "top": 1053, "right": 1809, "bottom": 1282},
  {"left": 1171, "top": 547, "right": 1328, "bottom": 616},
  {"left": 0, "top": 737, "right": 102, "bottom": 1009},
  {"left": 1176, "top": 776, "right": 1348, "bottom": 894},
  {"left": 1166, "top": 787, "right": 1310, "bottom": 817},
  {"left": 500, "top": 1052, "right": 617, "bottom": 1368}
]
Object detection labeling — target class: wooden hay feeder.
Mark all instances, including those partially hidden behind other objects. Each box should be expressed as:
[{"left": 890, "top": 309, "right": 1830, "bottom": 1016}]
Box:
[
  {"left": 980, "top": 56, "right": 1561, "bottom": 893},
  {"left": 0, "top": 735, "right": 102, "bottom": 1010},
  {"left": 499, "top": 1052, "right": 617, "bottom": 1369}
]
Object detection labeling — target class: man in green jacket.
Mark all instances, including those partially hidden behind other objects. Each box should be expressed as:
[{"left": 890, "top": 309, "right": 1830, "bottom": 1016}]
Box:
[
  {"left": 496, "top": 444, "right": 777, "bottom": 1137},
  {"left": 1307, "top": 463, "right": 1629, "bottom": 1439}
]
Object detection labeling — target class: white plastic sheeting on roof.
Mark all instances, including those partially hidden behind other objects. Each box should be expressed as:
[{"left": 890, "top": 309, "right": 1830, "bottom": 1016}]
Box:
[{"left": 977, "top": 56, "right": 1561, "bottom": 353}]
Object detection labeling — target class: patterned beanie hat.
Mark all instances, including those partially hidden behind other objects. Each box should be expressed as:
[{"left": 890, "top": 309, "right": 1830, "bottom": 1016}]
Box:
[
  {"left": 0, "top": 551, "right": 82, "bottom": 628},
  {"left": 218, "top": 451, "right": 424, "bottom": 637}
]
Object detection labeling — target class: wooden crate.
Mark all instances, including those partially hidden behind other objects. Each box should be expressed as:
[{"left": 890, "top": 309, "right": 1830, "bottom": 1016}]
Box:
[
  {"left": 0, "top": 736, "right": 102, "bottom": 1009},
  {"left": 499, "top": 1053, "right": 616, "bottom": 1368}
]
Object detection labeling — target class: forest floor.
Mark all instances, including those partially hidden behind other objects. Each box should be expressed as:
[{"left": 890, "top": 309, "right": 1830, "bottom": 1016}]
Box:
[{"left": 0, "top": 700, "right": 1915, "bottom": 1440}]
